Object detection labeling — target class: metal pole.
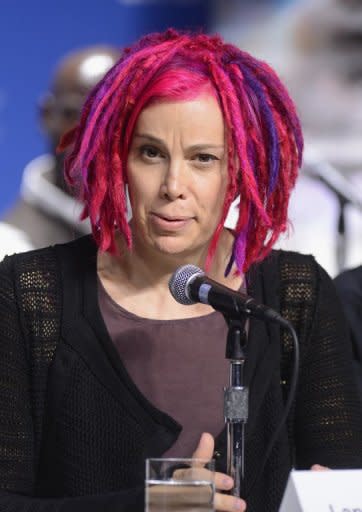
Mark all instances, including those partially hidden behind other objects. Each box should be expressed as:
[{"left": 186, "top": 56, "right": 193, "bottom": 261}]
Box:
[
  {"left": 223, "top": 319, "right": 248, "bottom": 498},
  {"left": 336, "top": 198, "right": 347, "bottom": 272}
]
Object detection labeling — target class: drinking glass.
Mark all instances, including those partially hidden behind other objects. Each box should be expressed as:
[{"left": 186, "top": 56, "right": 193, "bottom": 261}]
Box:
[{"left": 145, "top": 457, "right": 215, "bottom": 512}]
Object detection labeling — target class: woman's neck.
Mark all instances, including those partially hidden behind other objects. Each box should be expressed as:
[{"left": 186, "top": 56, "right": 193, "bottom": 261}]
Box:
[
  {"left": 122, "top": 229, "right": 236, "bottom": 284},
  {"left": 97, "top": 229, "right": 242, "bottom": 320}
]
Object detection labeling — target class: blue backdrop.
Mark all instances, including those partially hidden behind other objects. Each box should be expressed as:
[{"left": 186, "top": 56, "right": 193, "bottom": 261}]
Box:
[{"left": 0, "top": 0, "right": 209, "bottom": 214}]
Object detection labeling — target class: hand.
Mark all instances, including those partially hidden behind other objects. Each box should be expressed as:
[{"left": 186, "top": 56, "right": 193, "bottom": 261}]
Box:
[
  {"left": 311, "top": 464, "right": 330, "bottom": 471},
  {"left": 193, "top": 432, "right": 247, "bottom": 511}
]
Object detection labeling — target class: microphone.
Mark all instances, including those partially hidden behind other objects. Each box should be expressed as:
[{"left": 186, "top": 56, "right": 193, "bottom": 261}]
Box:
[
  {"left": 169, "top": 264, "right": 289, "bottom": 327},
  {"left": 303, "top": 147, "right": 362, "bottom": 211}
]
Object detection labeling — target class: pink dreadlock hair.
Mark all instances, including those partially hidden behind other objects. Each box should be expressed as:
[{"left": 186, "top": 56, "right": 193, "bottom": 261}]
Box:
[{"left": 61, "top": 28, "right": 303, "bottom": 274}]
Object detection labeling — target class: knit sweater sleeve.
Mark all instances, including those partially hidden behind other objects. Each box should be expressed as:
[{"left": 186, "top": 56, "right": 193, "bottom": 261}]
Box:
[
  {"left": 0, "top": 255, "right": 144, "bottom": 512},
  {"left": 293, "top": 260, "right": 362, "bottom": 469}
]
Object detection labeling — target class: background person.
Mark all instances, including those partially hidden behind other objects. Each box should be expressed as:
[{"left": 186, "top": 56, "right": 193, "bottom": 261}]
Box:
[
  {"left": 0, "top": 29, "right": 361, "bottom": 512},
  {"left": 334, "top": 265, "right": 362, "bottom": 400},
  {"left": 3, "top": 45, "right": 119, "bottom": 250}
]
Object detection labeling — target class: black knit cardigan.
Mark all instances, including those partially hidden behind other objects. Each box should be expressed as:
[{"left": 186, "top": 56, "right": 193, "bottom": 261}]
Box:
[{"left": 0, "top": 235, "right": 361, "bottom": 512}]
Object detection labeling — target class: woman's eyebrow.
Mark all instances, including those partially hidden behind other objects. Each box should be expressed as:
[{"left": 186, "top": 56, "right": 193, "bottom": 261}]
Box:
[
  {"left": 133, "top": 133, "right": 164, "bottom": 145},
  {"left": 186, "top": 143, "right": 225, "bottom": 152},
  {"left": 133, "top": 133, "right": 224, "bottom": 152}
]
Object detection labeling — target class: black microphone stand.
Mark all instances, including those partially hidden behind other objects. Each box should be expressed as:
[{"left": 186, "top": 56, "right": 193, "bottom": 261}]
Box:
[
  {"left": 336, "top": 195, "right": 347, "bottom": 272},
  {"left": 223, "top": 317, "right": 248, "bottom": 498}
]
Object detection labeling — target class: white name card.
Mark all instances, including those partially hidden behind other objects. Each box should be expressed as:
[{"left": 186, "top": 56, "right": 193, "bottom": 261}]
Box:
[{"left": 279, "top": 469, "right": 362, "bottom": 512}]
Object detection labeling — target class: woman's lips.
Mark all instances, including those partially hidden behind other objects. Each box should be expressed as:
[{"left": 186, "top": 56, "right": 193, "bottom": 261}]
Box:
[{"left": 150, "top": 213, "right": 193, "bottom": 231}]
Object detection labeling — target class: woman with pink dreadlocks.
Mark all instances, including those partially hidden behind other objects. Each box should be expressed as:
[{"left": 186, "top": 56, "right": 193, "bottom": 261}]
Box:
[{"left": 0, "top": 29, "right": 361, "bottom": 512}]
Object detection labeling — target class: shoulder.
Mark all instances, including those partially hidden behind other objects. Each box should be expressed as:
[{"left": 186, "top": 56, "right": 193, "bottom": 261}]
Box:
[
  {"left": 0, "top": 235, "right": 95, "bottom": 289},
  {"left": 271, "top": 248, "right": 317, "bottom": 270},
  {"left": 0, "top": 242, "right": 56, "bottom": 278},
  {"left": 257, "top": 248, "right": 324, "bottom": 286},
  {"left": 270, "top": 248, "right": 331, "bottom": 284},
  {"left": 259, "top": 249, "right": 336, "bottom": 317},
  {"left": 0, "top": 244, "right": 61, "bottom": 313},
  {"left": 272, "top": 250, "right": 348, "bottom": 338}
]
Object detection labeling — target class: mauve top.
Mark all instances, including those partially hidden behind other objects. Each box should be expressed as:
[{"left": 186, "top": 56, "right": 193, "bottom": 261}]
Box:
[{"left": 97, "top": 277, "right": 230, "bottom": 457}]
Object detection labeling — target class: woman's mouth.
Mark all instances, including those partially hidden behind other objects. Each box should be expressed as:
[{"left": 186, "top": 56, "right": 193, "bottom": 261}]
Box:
[{"left": 150, "top": 213, "right": 194, "bottom": 231}]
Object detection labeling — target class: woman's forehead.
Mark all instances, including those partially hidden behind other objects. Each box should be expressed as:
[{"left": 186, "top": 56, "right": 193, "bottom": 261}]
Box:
[{"left": 133, "top": 95, "right": 226, "bottom": 146}]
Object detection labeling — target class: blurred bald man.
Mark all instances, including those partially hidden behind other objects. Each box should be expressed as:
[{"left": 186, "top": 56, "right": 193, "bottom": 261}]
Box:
[{"left": 3, "top": 45, "right": 119, "bottom": 250}]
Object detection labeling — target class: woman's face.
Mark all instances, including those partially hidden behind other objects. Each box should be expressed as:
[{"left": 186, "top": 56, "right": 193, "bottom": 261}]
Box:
[{"left": 126, "top": 94, "right": 228, "bottom": 260}]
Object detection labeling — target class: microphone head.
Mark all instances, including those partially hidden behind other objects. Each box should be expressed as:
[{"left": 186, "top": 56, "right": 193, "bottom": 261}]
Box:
[{"left": 169, "top": 264, "right": 204, "bottom": 305}]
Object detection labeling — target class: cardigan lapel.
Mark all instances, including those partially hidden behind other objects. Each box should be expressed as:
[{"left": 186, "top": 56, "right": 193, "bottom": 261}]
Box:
[
  {"left": 243, "top": 252, "right": 282, "bottom": 435},
  {"left": 55, "top": 236, "right": 181, "bottom": 451}
]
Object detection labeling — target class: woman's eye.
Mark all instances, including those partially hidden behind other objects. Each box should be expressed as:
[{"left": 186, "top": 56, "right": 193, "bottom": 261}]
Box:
[
  {"left": 140, "top": 146, "right": 163, "bottom": 159},
  {"left": 195, "top": 153, "right": 218, "bottom": 164}
]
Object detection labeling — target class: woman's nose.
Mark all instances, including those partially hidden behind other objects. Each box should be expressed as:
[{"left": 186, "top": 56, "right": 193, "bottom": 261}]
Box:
[{"left": 160, "top": 160, "right": 188, "bottom": 201}]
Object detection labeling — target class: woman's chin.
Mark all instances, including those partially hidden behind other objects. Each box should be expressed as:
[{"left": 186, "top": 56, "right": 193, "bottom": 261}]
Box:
[{"left": 150, "top": 237, "right": 202, "bottom": 260}]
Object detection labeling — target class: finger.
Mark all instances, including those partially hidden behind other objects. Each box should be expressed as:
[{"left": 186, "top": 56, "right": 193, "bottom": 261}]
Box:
[
  {"left": 191, "top": 434, "right": 235, "bottom": 491},
  {"left": 214, "top": 471, "right": 234, "bottom": 491},
  {"left": 192, "top": 432, "right": 214, "bottom": 466},
  {"left": 173, "top": 466, "right": 211, "bottom": 481},
  {"left": 192, "top": 432, "right": 214, "bottom": 459},
  {"left": 311, "top": 464, "right": 330, "bottom": 471},
  {"left": 214, "top": 491, "right": 246, "bottom": 511},
  {"left": 173, "top": 468, "right": 233, "bottom": 492}
]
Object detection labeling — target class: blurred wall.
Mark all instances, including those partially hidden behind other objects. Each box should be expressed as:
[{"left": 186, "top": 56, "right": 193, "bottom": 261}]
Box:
[{"left": 0, "top": 0, "right": 209, "bottom": 215}]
